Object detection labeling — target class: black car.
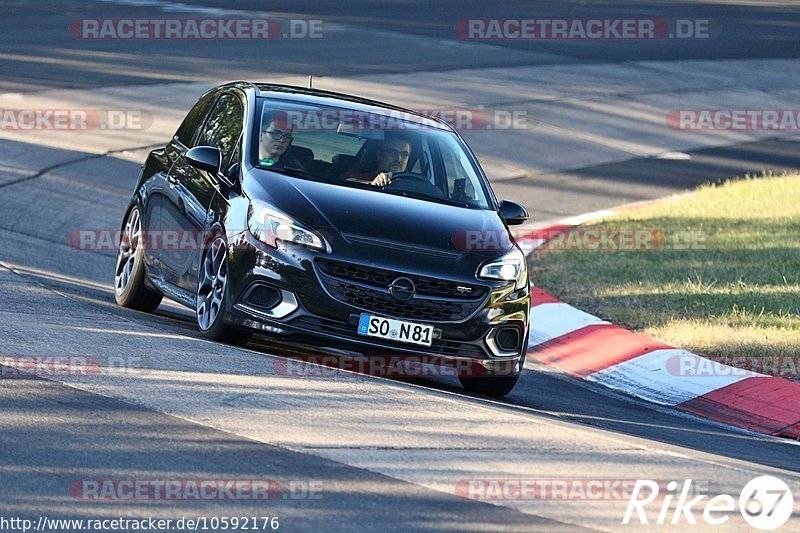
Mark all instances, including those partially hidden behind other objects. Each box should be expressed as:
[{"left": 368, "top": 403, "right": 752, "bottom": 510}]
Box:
[{"left": 114, "top": 82, "right": 530, "bottom": 396}]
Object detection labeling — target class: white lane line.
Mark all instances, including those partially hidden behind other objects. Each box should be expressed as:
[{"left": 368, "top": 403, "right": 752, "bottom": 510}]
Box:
[
  {"left": 529, "top": 303, "right": 609, "bottom": 347},
  {"left": 586, "top": 349, "right": 761, "bottom": 407}
]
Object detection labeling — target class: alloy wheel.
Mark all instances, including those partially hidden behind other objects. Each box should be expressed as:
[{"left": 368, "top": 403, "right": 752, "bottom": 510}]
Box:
[
  {"left": 197, "top": 237, "right": 228, "bottom": 330},
  {"left": 115, "top": 207, "right": 142, "bottom": 295}
]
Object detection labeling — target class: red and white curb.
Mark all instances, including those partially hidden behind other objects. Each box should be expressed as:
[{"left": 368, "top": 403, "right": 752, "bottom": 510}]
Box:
[{"left": 515, "top": 212, "right": 800, "bottom": 440}]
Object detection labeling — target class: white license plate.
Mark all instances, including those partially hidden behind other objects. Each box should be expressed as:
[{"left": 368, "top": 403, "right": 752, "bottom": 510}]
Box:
[{"left": 357, "top": 314, "right": 434, "bottom": 347}]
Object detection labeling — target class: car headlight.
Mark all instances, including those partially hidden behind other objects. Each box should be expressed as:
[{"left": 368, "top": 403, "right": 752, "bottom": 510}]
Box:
[
  {"left": 478, "top": 248, "right": 528, "bottom": 290},
  {"left": 247, "top": 202, "right": 326, "bottom": 252}
]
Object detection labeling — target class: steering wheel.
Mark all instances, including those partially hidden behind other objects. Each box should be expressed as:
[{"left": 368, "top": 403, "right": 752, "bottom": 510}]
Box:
[{"left": 384, "top": 172, "right": 446, "bottom": 199}]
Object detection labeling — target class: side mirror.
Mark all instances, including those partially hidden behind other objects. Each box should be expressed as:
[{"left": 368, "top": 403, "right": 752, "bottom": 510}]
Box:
[
  {"left": 186, "top": 146, "right": 222, "bottom": 174},
  {"left": 499, "top": 200, "right": 528, "bottom": 226}
]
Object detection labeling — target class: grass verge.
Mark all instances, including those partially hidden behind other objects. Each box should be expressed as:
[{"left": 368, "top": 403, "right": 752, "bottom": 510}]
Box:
[{"left": 529, "top": 174, "right": 800, "bottom": 378}]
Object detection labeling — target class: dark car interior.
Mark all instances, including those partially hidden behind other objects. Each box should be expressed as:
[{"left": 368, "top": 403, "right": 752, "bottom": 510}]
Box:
[
  {"left": 287, "top": 138, "right": 476, "bottom": 205},
  {"left": 284, "top": 137, "right": 426, "bottom": 181}
]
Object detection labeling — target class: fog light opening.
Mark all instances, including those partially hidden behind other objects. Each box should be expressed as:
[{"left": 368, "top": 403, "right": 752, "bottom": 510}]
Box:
[
  {"left": 247, "top": 285, "right": 282, "bottom": 310},
  {"left": 496, "top": 328, "right": 519, "bottom": 351},
  {"left": 486, "top": 327, "right": 521, "bottom": 357},
  {"left": 237, "top": 285, "right": 299, "bottom": 319}
]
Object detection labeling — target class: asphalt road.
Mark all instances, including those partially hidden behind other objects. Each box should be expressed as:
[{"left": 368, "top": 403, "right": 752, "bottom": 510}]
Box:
[
  {"left": 1, "top": 1, "right": 800, "bottom": 531},
  {"left": 4, "top": 0, "right": 799, "bottom": 93}
]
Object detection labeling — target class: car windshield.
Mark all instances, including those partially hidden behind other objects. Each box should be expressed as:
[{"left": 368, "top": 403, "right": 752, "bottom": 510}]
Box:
[{"left": 252, "top": 97, "right": 494, "bottom": 209}]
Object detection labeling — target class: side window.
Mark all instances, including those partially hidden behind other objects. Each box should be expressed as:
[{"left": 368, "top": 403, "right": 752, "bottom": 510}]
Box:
[
  {"left": 173, "top": 92, "right": 217, "bottom": 147},
  {"left": 198, "top": 94, "right": 244, "bottom": 166}
]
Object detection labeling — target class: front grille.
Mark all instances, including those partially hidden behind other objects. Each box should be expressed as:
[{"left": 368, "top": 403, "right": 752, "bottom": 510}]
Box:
[
  {"left": 316, "top": 259, "right": 487, "bottom": 300},
  {"left": 315, "top": 259, "right": 488, "bottom": 322},
  {"left": 292, "top": 315, "right": 487, "bottom": 358}
]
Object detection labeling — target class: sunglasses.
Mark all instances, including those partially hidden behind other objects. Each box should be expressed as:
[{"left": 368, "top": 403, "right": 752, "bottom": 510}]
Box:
[{"left": 263, "top": 129, "right": 294, "bottom": 143}]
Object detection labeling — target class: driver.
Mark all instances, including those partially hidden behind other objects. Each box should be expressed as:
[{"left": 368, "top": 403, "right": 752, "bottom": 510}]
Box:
[{"left": 344, "top": 133, "right": 411, "bottom": 187}]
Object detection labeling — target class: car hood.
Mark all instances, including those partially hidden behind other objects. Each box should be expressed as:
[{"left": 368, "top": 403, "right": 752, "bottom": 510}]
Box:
[{"left": 243, "top": 170, "right": 513, "bottom": 258}]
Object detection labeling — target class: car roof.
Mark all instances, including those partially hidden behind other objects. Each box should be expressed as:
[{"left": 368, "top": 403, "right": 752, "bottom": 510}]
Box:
[{"left": 246, "top": 82, "right": 454, "bottom": 132}]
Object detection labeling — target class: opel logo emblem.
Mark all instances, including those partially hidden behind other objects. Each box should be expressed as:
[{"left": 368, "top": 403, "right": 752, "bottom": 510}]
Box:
[{"left": 388, "top": 276, "right": 416, "bottom": 301}]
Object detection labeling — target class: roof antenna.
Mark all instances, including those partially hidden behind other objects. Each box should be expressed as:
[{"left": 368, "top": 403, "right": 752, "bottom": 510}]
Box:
[{"left": 308, "top": 75, "right": 313, "bottom": 89}]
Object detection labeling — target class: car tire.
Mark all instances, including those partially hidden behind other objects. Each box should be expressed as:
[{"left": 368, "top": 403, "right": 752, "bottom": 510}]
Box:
[
  {"left": 459, "top": 374, "right": 520, "bottom": 397},
  {"left": 196, "top": 233, "right": 253, "bottom": 346},
  {"left": 114, "top": 206, "right": 163, "bottom": 312}
]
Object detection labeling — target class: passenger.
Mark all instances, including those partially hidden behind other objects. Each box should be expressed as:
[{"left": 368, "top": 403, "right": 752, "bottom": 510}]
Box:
[
  {"left": 343, "top": 133, "right": 411, "bottom": 187},
  {"left": 259, "top": 111, "right": 300, "bottom": 169}
]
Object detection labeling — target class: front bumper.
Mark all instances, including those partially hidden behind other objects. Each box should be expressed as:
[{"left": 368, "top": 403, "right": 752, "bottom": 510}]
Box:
[{"left": 227, "top": 231, "right": 530, "bottom": 372}]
